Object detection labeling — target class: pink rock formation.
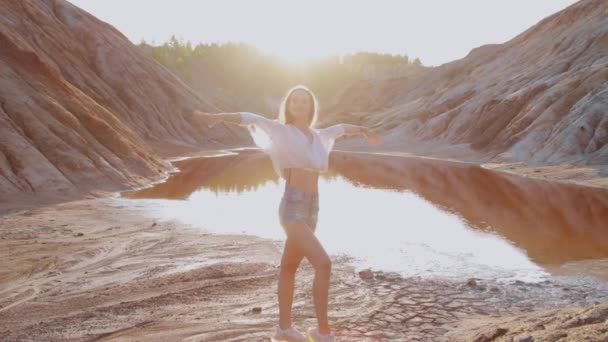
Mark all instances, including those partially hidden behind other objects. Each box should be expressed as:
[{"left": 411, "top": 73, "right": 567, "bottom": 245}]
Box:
[
  {"left": 329, "top": 0, "right": 607, "bottom": 167},
  {"left": 0, "top": 0, "right": 249, "bottom": 204}
]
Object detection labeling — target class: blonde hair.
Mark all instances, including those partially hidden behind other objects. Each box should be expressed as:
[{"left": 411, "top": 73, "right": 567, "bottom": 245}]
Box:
[{"left": 278, "top": 84, "right": 319, "bottom": 127}]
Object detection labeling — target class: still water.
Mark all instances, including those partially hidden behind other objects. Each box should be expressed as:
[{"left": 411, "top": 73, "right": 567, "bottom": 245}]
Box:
[{"left": 115, "top": 149, "right": 608, "bottom": 284}]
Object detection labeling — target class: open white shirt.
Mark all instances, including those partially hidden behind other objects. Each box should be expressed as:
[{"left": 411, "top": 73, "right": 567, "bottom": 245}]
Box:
[{"left": 239, "top": 112, "right": 347, "bottom": 179}]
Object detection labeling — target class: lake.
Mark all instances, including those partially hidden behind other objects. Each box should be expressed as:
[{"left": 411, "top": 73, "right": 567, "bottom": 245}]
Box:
[{"left": 115, "top": 148, "right": 608, "bottom": 286}]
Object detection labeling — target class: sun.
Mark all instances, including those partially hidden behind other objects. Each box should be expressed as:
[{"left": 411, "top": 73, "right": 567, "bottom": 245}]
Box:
[{"left": 260, "top": 43, "right": 331, "bottom": 66}]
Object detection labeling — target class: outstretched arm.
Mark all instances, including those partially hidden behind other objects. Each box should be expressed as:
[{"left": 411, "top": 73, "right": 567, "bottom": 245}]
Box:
[
  {"left": 187, "top": 110, "right": 283, "bottom": 136},
  {"left": 186, "top": 110, "right": 245, "bottom": 127},
  {"left": 336, "top": 124, "right": 384, "bottom": 146}
]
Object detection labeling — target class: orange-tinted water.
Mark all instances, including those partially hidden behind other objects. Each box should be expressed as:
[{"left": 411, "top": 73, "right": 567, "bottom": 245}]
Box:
[{"left": 116, "top": 149, "right": 608, "bottom": 284}]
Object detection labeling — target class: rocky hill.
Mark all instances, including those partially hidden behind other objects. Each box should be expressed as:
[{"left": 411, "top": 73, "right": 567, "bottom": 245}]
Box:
[
  {"left": 2, "top": 0, "right": 606, "bottom": 207},
  {"left": 330, "top": 0, "right": 607, "bottom": 171},
  {"left": 0, "top": 0, "right": 248, "bottom": 206}
]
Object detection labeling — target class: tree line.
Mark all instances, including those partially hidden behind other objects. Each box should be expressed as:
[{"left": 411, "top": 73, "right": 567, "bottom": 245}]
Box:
[{"left": 138, "top": 35, "right": 423, "bottom": 114}]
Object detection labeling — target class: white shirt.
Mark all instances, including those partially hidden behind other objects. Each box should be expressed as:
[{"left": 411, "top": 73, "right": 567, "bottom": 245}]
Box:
[{"left": 239, "top": 112, "right": 347, "bottom": 179}]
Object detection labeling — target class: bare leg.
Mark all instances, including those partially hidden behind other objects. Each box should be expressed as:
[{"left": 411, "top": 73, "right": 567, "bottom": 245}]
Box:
[
  {"left": 277, "top": 221, "right": 317, "bottom": 329},
  {"left": 278, "top": 234, "right": 305, "bottom": 329},
  {"left": 282, "top": 220, "right": 331, "bottom": 335}
]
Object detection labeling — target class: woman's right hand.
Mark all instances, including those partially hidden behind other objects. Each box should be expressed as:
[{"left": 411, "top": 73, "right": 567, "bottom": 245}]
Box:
[
  {"left": 362, "top": 127, "right": 383, "bottom": 146},
  {"left": 192, "top": 110, "right": 223, "bottom": 128},
  {"left": 367, "top": 132, "right": 383, "bottom": 146}
]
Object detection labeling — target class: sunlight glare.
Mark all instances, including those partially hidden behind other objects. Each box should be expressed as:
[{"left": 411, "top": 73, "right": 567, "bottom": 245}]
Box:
[
  {"left": 247, "top": 125, "right": 272, "bottom": 150},
  {"left": 251, "top": 30, "right": 335, "bottom": 66}
]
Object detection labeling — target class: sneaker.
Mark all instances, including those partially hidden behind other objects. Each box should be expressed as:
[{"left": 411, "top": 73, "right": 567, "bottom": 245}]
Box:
[
  {"left": 271, "top": 325, "right": 307, "bottom": 342},
  {"left": 306, "top": 327, "right": 335, "bottom": 342}
]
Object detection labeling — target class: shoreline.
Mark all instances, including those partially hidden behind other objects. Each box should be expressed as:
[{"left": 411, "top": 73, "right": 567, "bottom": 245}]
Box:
[
  {"left": 1, "top": 146, "right": 605, "bottom": 217},
  {"left": 334, "top": 148, "right": 608, "bottom": 191},
  {"left": 334, "top": 135, "right": 608, "bottom": 190}
]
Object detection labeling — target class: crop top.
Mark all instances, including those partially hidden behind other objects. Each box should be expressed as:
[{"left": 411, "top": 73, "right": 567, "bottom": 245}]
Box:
[{"left": 239, "top": 112, "right": 347, "bottom": 179}]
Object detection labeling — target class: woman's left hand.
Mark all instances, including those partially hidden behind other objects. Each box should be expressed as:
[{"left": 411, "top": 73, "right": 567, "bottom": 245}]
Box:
[
  {"left": 367, "top": 133, "right": 383, "bottom": 146},
  {"left": 363, "top": 128, "right": 383, "bottom": 146},
  {"left": 192, "top": 110, "right": 223, "bottom": 128}
]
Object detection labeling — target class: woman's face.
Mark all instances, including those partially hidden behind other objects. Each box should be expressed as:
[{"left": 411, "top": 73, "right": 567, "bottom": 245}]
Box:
[{"left": 288, "top": 90, "right": 312, "bottom": 124}]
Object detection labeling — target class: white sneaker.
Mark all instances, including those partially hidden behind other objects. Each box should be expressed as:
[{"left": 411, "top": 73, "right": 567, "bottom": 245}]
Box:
[
  {"left": 306, "top": 327, "right": 335, "bottom": 342},
  {"left": 271, "top": 325, "right": 307, "bottom": 342}
]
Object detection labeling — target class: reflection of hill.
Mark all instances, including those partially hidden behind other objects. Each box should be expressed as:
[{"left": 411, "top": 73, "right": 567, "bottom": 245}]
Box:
[
  {"left": 329, "top": 151, "right": 608, "bottom": 265},
  {"left": 122, "top": 150, "right": 278, "bottom": 199}
]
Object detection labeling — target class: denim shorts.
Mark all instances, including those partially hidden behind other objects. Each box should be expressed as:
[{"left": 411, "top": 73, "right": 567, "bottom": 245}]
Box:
[{"left": 278, "top": 185, "right": 319, "bottom": 228}]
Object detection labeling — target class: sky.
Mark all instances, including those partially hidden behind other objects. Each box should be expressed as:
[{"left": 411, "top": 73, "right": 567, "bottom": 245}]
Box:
[{"left": 68, "top": 0, "right": 578, "bottom": 67}]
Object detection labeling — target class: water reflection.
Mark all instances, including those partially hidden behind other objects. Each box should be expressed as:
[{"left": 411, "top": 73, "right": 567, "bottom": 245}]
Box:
[
  {"left": 329, "top": 152, "right": 608, "bottom": 266},
  {"left": 125, "top": 150, "right": 278, "bottom": 198},
  {"left": 118, "top": 149, "right": 608, "bottom": 282}
]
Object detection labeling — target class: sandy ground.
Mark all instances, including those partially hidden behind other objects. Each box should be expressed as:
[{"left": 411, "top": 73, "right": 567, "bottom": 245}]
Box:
[
  {"left": 445, "top": 302, "right": 608, "bottom": 342},
  {"left": 0, "top": 196, "right": 379, "bottom": 341},
  {"left": 1, "top": 191, "right": 607, "bottom": 340}
]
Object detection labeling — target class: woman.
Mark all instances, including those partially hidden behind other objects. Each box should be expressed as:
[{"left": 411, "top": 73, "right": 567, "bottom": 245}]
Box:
[{"left": 191, "top": 85, "right": 382, "bottom": 342}]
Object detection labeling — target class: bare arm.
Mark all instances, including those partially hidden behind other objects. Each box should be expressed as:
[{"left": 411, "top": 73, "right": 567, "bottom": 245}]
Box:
[
  {"left": 342, "top": 124, "right": 369, "bottom": 136},
  {"left": 187, "top": 110, "right": 284, "bottom": 138},
  {"left": 342, "top": 124, "right": 383, "bottom": 145},
  {"left": 186, "top": 110, "right": 245, "bottom": 127}
]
